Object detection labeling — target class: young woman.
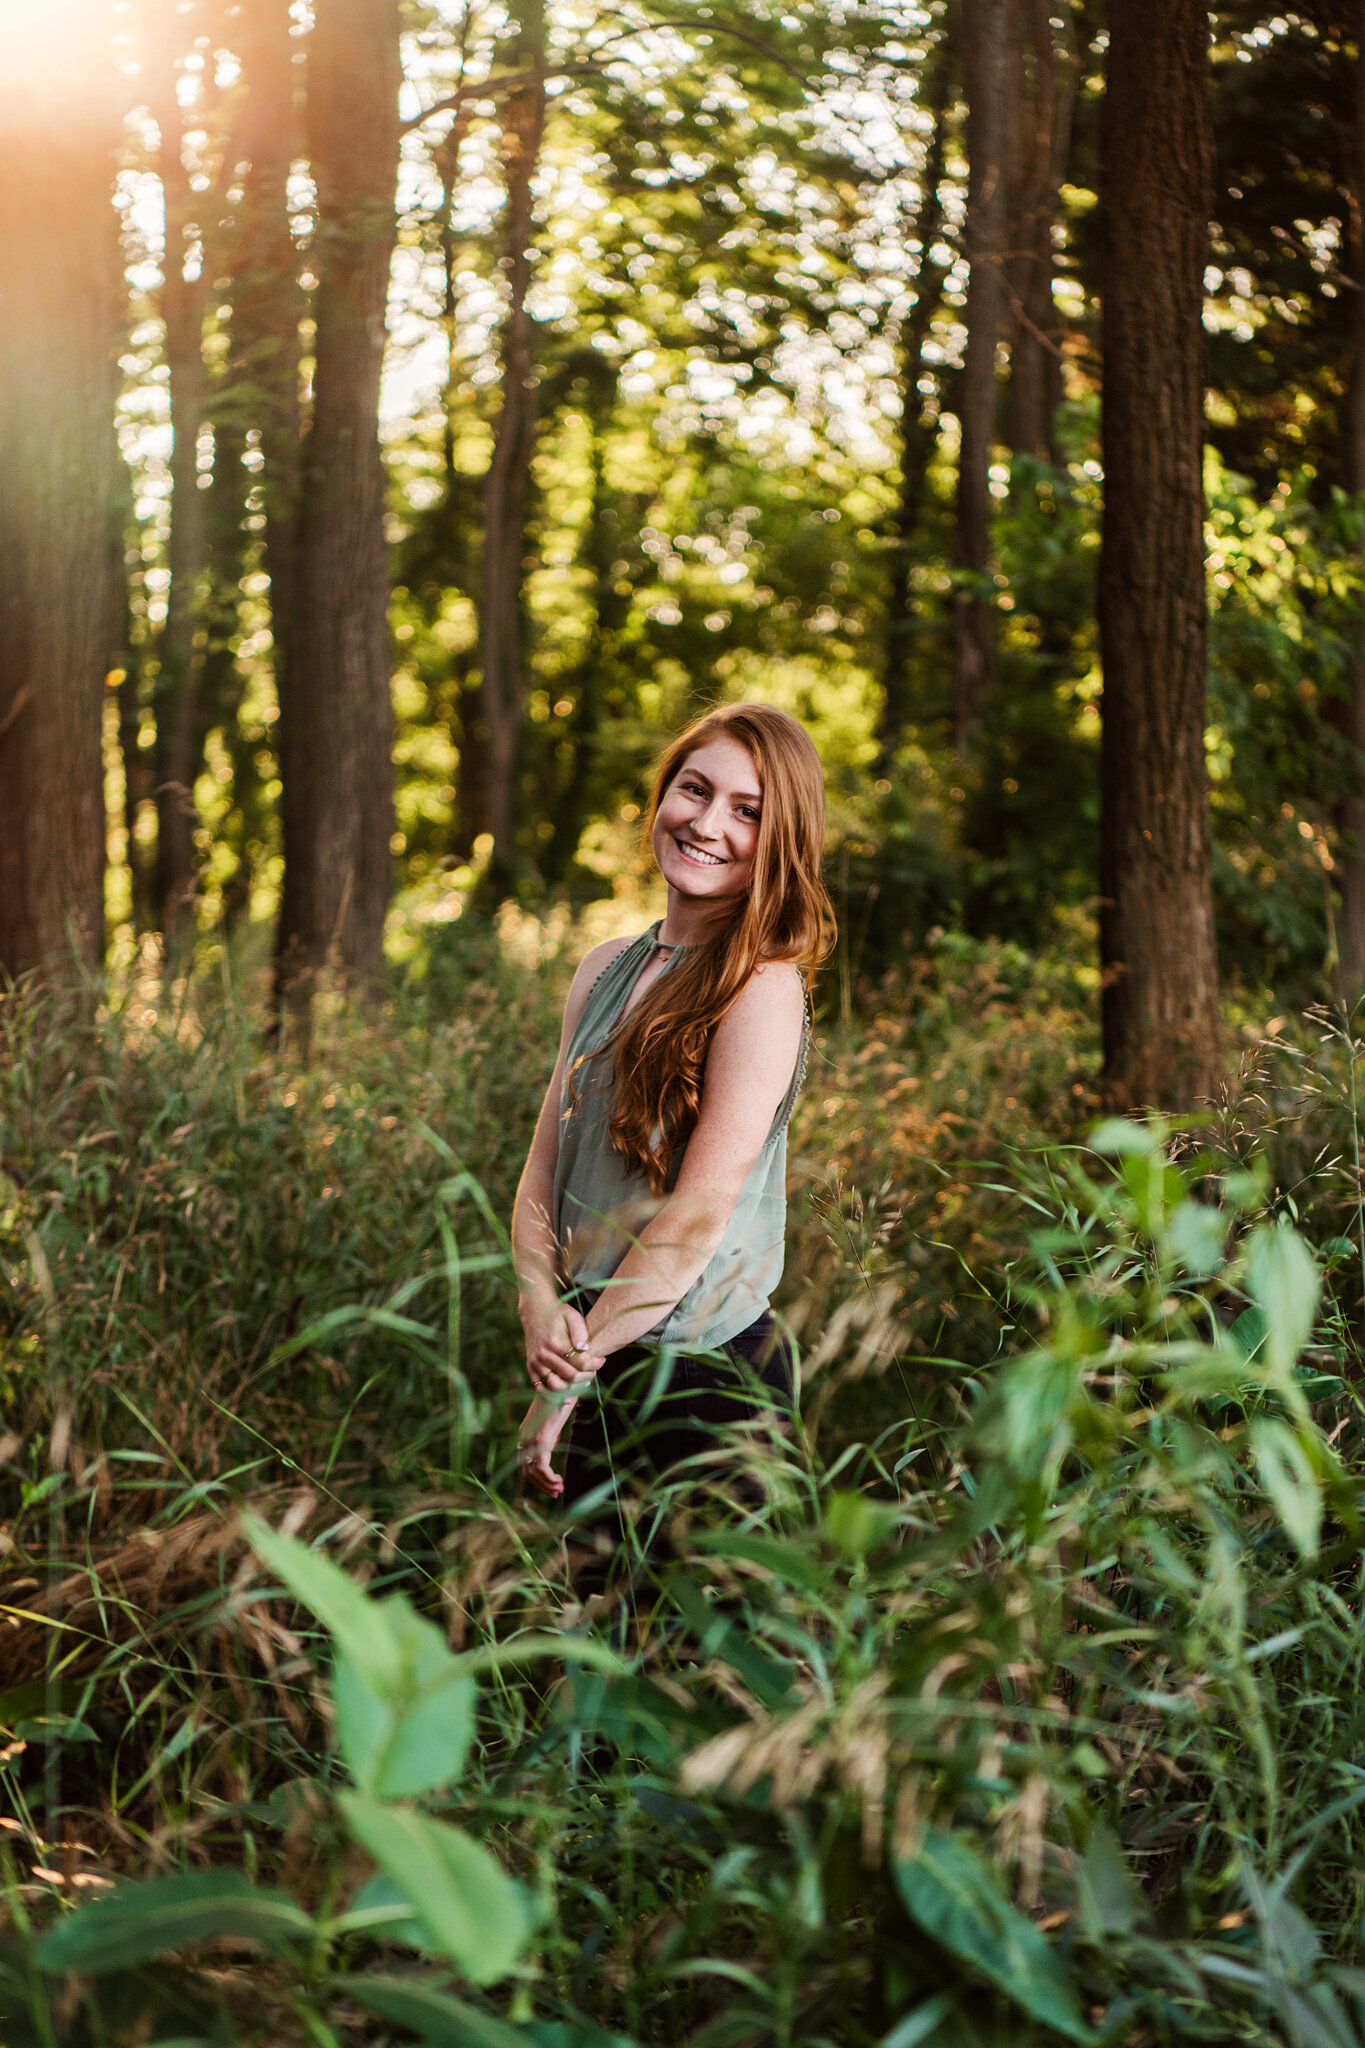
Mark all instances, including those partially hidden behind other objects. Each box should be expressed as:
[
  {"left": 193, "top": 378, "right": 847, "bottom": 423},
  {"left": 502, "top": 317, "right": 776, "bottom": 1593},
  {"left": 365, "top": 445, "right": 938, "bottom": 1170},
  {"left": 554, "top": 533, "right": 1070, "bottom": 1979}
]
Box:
[{"left": 513, "top": 702, "right": 834, "bottom": 1506}]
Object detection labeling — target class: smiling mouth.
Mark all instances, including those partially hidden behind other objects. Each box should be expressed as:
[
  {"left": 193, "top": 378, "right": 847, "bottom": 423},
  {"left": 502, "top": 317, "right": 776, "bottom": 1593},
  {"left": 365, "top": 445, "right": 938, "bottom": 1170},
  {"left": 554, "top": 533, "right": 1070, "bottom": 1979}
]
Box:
[{"left": 675, "top": 838, "right": 725, "bottom": 869}]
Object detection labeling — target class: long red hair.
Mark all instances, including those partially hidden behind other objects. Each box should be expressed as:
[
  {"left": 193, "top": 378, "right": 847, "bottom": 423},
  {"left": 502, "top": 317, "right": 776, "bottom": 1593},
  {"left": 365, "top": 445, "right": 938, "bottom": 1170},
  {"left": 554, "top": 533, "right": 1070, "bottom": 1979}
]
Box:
[{"left": 604, "top": 703, "right": 835, "bottom": 1194}]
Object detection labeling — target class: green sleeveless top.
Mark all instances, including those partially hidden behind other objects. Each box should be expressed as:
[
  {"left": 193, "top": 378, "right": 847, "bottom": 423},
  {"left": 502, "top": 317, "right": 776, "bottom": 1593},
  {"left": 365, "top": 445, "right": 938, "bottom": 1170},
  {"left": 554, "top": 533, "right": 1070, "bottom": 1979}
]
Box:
[{"left": 552, "top": 923, "right": 809, "bottom": 1352}]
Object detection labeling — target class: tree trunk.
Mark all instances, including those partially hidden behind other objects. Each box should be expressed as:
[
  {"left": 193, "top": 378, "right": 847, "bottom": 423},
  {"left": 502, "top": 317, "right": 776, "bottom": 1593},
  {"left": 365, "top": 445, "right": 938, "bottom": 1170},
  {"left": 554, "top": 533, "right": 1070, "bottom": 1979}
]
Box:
[
  {"left": 1003, "top": 0, "right": 1077, "bottom": 464},
  {"left": 478, "top": 0, "right": 547, "bottom": 885},
  {"left": 952, "top": 0, "right": 1010, "bottom": 753},
  {"left": 880, "top": 53, "right": 951, "bottom": 764},
  {"left": 1098, "top": 0, "right": 1222, "bottom": 1111},
  {"left": 1334, "top": 0, "right": 1365, "bottom": 1003},
  {"left": 150, "top": 57, "right": 210, "bottom": 962},
  {"left": 276, "top": 0, "right": 399, "bottom": 1001},
  {"left": 231, "top": 0, "right": 304, "bottom": 722},
  {"left": 0, "top": 6, "right": 122, "bottom": 984}
]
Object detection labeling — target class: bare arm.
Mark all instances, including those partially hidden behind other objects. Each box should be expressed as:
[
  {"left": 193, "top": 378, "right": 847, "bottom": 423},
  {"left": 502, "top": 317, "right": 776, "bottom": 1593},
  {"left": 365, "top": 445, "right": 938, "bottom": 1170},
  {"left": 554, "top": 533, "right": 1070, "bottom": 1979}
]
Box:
[
  {"left": 581, "top": 962, "right": 805, "bottom": 1359},
  {"left": 512, "top": 935, "right": 633, "bottom": 1387}
]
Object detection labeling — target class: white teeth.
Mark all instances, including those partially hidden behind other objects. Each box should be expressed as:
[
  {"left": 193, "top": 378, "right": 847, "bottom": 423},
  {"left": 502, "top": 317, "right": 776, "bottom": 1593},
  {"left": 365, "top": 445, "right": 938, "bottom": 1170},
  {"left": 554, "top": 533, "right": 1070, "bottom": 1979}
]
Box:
[{"left": 677, "top": 840, "right": 723, "bottom": 867}]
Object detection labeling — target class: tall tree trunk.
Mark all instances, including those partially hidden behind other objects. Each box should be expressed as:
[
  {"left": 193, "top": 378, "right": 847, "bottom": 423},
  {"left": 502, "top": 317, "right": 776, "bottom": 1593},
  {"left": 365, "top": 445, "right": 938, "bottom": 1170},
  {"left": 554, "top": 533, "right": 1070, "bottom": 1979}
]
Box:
[
  {"left": 276, "top": 0, "right": 399, "bottom": 1001},
  {"left": 880, "top": 54, "right": 951, "bottom": 765},
  {"left": 478, "top": 0, "right": 547, "bottom": 885},
  {"left": 150, "top": 56, "right": 211, "bottom": 962},
  {"left": 953, "top": 0, "right": 1010, "bottom": 753},
  {"left": 1003, "top": 0, "right": 1077, "bottom": 464},
  {"left": 231, "top": 0, "right": 304, "bottom": 725},
  {"left": 0, "top": 6, "right": 122, "bottom": 983},
  {"left": 1335, "top": 0, "right": 1365, "bottom": 1003},
  {"left": 1098, "top": 0, "right": 1221, "bottom": 1110}
]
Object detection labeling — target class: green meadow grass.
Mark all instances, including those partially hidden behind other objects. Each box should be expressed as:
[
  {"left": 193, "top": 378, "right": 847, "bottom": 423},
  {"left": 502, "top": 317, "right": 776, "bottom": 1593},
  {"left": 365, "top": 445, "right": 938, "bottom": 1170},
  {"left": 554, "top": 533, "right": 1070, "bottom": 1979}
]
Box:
[{"left": 3, "top": 925, "right": 1365, "bottom": 2046}]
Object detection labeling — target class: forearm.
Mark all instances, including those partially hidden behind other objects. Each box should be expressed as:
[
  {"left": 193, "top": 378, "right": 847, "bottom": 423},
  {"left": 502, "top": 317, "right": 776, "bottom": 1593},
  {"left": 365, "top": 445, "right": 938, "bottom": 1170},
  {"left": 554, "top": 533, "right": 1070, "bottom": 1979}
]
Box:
[
  {"left": 511, "top": 1158, "right": 561, "bottom": 1314},
  {"left": 583, "top": 1194, "right": 729, "bottom": 1355}
]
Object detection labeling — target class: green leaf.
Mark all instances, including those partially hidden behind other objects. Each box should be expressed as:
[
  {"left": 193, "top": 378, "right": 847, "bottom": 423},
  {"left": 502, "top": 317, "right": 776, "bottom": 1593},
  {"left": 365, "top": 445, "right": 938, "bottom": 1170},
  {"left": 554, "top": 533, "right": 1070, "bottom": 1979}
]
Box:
[
  {"left": 334, "top": 1872, "right": 436, "bottom": 1949},
  {"left": 823, "top": 1492, "right": 898, "bottom": 1560},
  {"left": 242, "top": 1516, "right": 405, "bottom": 1695},
  {"left": 1075, "top": 1826, "right": 1141, "bottom": 1939},
  {"left": 1250, "top": 1416, "right": 1323, "bottom": 1558},
  {"left": 1166, "top": 1200, "right": 1227, "bottom": 1278},
  {"left": 338, "top": 1974, "right": 526, "bottom": 2048},
  {"left": 340, "top": 1793, "right": 533, "bottom": 1985},
  {"left": 894, "top": 1830, "right": 1094, "bottom": 2043},
  {"left": 36, "top": 1871, "right": 314, "bottom": 1975},
  {"left": 245, "top": 1516, "right": 477, "bottom": 1797},
  {"left": 1089, "top": 1118, "right": 1160, "bottom": 1156},
  {"left": 333, "top": 1624, "right": 475, "bottom": 1799},
  {"left": 1244, "top": 1222, "right": 1320, "bottom": 1383}
]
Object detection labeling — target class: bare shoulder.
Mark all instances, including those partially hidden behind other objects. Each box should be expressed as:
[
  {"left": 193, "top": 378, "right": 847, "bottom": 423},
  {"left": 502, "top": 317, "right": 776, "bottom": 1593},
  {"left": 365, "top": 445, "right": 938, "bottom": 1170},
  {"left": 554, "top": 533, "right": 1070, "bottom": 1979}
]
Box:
[{"left": 716, "top": 959, "right": 806, "bottom": 1041}]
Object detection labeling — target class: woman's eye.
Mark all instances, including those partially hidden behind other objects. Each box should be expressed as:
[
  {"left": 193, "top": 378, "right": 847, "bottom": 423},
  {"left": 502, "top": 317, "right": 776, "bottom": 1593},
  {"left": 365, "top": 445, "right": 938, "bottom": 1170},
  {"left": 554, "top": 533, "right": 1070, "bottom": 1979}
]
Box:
[{"left": 740, "top": 807, "right": 761, "bottom": 823}]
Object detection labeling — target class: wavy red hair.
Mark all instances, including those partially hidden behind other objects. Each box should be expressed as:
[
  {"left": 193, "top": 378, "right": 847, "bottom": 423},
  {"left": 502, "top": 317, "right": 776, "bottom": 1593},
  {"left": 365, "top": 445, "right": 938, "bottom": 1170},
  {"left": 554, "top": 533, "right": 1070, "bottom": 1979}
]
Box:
[{"left": 604, "top": 703, "right": 835, "bottom": 1194}]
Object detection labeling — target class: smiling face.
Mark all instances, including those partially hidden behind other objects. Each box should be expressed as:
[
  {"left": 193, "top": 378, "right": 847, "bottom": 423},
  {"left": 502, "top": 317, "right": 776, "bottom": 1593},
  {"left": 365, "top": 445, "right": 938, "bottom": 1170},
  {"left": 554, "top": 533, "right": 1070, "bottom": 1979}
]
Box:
[{"left": 652, "top": 735, "right": 763, "bottom": 906}]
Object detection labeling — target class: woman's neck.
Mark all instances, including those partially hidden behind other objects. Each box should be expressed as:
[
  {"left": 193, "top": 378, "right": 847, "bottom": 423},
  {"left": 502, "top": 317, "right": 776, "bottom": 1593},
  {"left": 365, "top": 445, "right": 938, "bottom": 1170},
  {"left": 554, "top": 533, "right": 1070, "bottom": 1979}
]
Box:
[{"left": 657, "top": 887, "right": 733, "bottom": 950}]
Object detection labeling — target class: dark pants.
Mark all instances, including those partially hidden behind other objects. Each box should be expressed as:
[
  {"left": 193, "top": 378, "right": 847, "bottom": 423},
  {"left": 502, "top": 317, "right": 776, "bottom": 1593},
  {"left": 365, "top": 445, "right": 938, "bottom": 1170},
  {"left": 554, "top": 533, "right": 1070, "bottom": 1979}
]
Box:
[{"left": 559, "top": 1311, "right": 795, "bottom": 1534}]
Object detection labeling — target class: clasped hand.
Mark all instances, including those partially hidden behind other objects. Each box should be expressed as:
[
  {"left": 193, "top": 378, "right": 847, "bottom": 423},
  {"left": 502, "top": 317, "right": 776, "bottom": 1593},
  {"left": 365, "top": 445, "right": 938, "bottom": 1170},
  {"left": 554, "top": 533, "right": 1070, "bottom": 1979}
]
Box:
[{"left": 517, "top": 1298, "right": 605, "bottom": 1500}]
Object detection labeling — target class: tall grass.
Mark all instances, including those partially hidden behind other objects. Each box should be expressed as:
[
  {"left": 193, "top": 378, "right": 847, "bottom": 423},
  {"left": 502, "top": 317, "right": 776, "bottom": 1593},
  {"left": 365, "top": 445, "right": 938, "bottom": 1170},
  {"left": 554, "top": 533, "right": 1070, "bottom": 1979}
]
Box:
[{"left": 2, "top": 922, "right": 1364, "bottom": 2046}]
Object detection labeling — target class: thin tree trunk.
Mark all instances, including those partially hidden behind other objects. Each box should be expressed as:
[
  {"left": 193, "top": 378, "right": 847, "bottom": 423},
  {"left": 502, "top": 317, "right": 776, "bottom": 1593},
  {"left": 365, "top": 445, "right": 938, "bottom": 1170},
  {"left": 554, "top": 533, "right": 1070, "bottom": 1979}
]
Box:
[
  {"left": 953, "top": 0, "right": 1010, "bottom": 752},
  {"left": 479, "top": 0, "right": 547, "bottom": 885},
  {"left": 0, "top": 6, "right": 122, "bottom": 984},
  {"left": 880, "top": 54, "right": 951, "bottom": 764},
  {"left": 1003, "top": 0, "right": 1077, "bottom": 464},
  {"left": 431, "top": 108, "right": 490, "bottom": 862},
  {"left": 151, "top": 58, "right": 211, "bottom": 961},
  {"left": 1098, "top": 0, "right": 1221, "bottom": 1111},
  {"left": 1335, "top": 0, "right": 1365, "bottom": 1003},
  {"left": 231, "top": 0, "right": 304, "bottom": 718},
  {"left": 543, "top": 369, "right": 630, "bottom": 880},
  {"left": 276, "top": 0, "right": 399, "bottom": 1002}
]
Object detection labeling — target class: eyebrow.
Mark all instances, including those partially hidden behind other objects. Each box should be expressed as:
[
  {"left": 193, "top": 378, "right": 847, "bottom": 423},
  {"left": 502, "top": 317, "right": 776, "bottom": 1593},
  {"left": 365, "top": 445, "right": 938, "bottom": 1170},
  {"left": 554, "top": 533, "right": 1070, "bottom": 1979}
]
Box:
[{"left": 682, "top": 768, "right": 763, "bottom": 805}]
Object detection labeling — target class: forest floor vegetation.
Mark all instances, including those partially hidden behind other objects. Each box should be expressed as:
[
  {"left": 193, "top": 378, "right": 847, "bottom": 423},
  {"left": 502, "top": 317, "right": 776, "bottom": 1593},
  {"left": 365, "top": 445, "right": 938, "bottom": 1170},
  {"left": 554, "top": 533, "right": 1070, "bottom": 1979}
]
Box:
[{"left": 1, "top": 914, "right": 1364, "bottom": 2046}]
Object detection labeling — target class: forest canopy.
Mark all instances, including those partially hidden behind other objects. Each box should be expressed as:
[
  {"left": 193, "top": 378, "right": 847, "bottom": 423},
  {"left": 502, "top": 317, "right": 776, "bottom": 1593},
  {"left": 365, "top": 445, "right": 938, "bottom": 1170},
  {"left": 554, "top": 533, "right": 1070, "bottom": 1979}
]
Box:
[{"left": 3, "top": 0, "right": 1363, "bottom": 1098}]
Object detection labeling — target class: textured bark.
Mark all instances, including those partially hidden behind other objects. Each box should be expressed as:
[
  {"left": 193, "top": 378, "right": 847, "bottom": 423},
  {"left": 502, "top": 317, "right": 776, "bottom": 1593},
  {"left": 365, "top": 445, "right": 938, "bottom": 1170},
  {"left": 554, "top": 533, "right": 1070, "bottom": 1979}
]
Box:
[
  {"left": 230, "top": 0, "right": 304, "bottom": 713},
  {"left": 953, "top": 0, "right": 1010, "bottom": 752},
  {"left": 880, "top": 55, "right": 951, "bottom": 764},
  {"left": 149, "top": 53, "right": 210, "bottom": 960},
  {"left": 0, "top": 7, "right": 122, "bottom": 984},
  {"left": 1098, "top": 0, "right": 1222, "bottom": 1110},
  {"left": 478, "top": 0, "right": 547, "bottom": 882},
  {"left": 276, "top": 0, "right": 399, "bottom": 1000},
  {"left": 1335, "top": 0, "right": 1365, "bottom": 1002},
  {"left": 1002, "top": 0, "right": 1077, "bottom": 464}
]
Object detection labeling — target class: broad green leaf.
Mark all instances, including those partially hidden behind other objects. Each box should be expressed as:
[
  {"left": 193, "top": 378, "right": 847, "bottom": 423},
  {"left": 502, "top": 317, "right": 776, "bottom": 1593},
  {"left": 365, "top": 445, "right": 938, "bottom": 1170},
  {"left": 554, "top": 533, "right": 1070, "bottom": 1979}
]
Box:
[
  {"left": 1244, "top": 1223, "right": 1320, "bottom": 1382},
  {"left": 823, "top": 1492, "right": 898, "bottom": 1560},
  {"left": 1089, "top": 1118, "right": 1159, "bottom": 1156},
  {"left": 339, "top": 1974, "right": 525, "bottom": 2047},
  {"left": 1229, "top": 1306, "right": 1268, "bottom": 1363},
  {"left": 333, "top": 1872, "right": 436, "bottom": 1949},
  {"left": 36, "top": 1871, "right": 314, "bottom": 1975},
  {"left": 333, "top": 1613, "right": 475, "bottom": 1798},
  {"left": 1166, "top": 1199, "right": 1227, "bottom": 1278},
  {"left": 340, "top": 1793, "right": 533, "bottom": 1985},
  {"left": 894, "top": 1829, "right": 1093, "bottom": 2043},
  {"left": 242, "top": 1516, "right": 405, "bottom": 1694},
  {"left": 1075, "top": 1826, "right": 1140, "bottom": 1938},
  {"left": 1250, "top": 1416, "right": 1323, "bottom": 1558},
  {"left": 246, "top": 1517, "right": 477, "bottom": 1795}
]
